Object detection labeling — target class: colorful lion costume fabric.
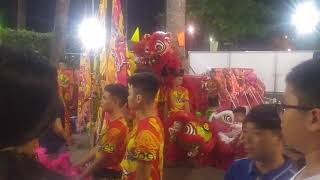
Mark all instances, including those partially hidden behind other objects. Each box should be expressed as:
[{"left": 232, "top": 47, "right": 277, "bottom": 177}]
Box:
[
  {"left": 181, "top": 69, "right": 264, "bottom": 169},
  {"left": 165, "top": 112, "right": 216, "bottom": 166},
  {"left": 184, "top": 68, "right": 265, "bottom": 113},
  {"left": 207, "top": 110, "right": 245, "bottom": 170},
  {"left": 132, "top": 31, "right": 181, "bottom": 86}
]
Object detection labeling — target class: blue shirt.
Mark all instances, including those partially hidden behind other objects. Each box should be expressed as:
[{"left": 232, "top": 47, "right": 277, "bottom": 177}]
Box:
[{"left": 224, "top": 158, "right": 297, "bottom": 180}]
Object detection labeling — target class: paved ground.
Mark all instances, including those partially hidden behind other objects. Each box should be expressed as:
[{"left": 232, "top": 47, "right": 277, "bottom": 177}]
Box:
[{"left": 70, "top": 134, "right": 225, "bottom": 180}]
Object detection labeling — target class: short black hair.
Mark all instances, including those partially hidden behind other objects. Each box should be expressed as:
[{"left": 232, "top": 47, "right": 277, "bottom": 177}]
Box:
[
  {"left": 0, "top": 46, "right": 58, "bottom": 148},
  {"left": 208, "top": 96, "right": 219, "bottom": 107},
  {"left": 286, "top": 59, "right": 320, "bottom": 107},
  {"left": 233, "top": 106, "right": 246, "bottom": 114},
  {"left": 245, "top": 104, "right": 281, "bottom": 132},
  {"left": 104, "top": 84, "right": 128, "bottom": 106},
  {"left": 134, "top": 67, "right": 153, "bottom": 74},
  {"left": 173, "top": 69, "right": 185, "bottom": 77},
  {"left": 128, "top": 72, "right": 160, "bottom": 102}
]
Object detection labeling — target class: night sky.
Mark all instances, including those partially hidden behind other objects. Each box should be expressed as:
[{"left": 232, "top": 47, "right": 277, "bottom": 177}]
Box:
[
  {"left": 128, "top": 0, "right": 164, "bottom": 35},
  {"left": 0, "top": 0, "right": 164, "bottom": 36}
]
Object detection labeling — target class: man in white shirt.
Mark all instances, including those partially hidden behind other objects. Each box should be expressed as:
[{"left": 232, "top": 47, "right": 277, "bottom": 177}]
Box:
[{"left": 279, "top": 59, "right": 320, "bottom": 180}]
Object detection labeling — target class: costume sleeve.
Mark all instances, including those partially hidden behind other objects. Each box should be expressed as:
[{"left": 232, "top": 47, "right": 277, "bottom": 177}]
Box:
[
  {"left": 99, "top": 127, "right": 124, "bottom": 154},
  {"left": 134, "top": 129, "right": 160, "bottom": 162}
]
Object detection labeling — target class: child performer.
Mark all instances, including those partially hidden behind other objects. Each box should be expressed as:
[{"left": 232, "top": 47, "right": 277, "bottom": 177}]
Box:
[
  {"left": 122, "top": 72, "right": 164, "bottom": 180},
  {"left": 166, "top": 69, "right": 190, "bottom": 118},
  {"left": 206, "top": 96, "right": 219, "bottom": 119},
  {"left": 74, "top": 84, "right": 129, "bottom": 180}
]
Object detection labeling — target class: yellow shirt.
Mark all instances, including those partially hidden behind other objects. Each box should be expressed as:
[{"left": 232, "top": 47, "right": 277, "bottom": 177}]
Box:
[
  {"left": 121, "top": 117, "right": 164, "bottom": 180},
  {"left": 168, "top": 86, "right": 189, "bottom": 113}
]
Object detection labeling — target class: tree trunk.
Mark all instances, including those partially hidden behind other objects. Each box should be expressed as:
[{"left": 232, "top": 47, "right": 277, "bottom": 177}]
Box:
[
  {"left": 166, "top": 0, "right": 186, "bottom": 68},
  {"left": 51, "top": 0, "right": 70, "bottom": 65},
  {"left": 17, "top": 0, "right": 26, "bottom": 29}
]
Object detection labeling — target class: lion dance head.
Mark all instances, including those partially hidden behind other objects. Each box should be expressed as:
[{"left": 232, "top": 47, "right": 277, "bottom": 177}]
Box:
[
  {"left": 165, "top": 112, "right": 216, "bottom": 165},
  {"left": 132, "top": 31, "right": 181, "bottom": 86}
]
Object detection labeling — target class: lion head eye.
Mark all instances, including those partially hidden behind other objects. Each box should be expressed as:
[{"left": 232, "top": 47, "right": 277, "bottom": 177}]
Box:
[
  {"left": 155, "top": 40, "right": 166, "bottom": 54},
  {"left": 144, "top": 47, "right": 150, "bottom": 54}
]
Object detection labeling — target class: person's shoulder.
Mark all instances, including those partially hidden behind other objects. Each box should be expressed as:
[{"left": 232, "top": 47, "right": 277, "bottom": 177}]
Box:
[
  {"left": 138, "top": 117, "right": 163, "bottom": 134},
  {"left": 111, "top": 118, "right": 129, "bottom": 134},
  {"left": 286, "top": 159, "right": 298, "bottom": 171},
  {"left": 225, "top": 158, "right": 251, "bottom": 179},
  {"left": 280, "top": 159, "right": 298, "bottom": 177},
  {"left": 227, "top": 157, "right": 252, "bottom": 172},
  {"left": 139, "top": 116, "right": 161, "bottom": 125},
  {"left": 305, "top": 174, "right": 320, "bottom": 180},
  {"left": 231, "top": 157, "right": 251, "bottom": 167},
  {"left": 178, "top": 86, "right": 189, "bottom": 92},
  {"left": 113, "top": 117, "right": 128, "bottom": 128}
]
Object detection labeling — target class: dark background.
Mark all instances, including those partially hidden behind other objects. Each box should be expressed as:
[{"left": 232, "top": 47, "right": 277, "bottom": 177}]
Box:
[{"left": 0, "top": 0, "right": 164, "bottom": 35}]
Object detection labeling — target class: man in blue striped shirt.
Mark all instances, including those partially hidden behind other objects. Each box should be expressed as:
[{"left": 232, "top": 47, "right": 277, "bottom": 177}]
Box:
[{"left": 225, "top": 105, "right": 297, "bottom": 180}]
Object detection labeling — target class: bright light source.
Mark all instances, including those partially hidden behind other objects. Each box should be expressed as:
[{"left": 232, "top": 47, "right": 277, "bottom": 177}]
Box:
[
  {"left": 284, "top": 35, "right": 288, "bottom": 39},
  {"left": 78, "top": 17, "right": 106, "bottom": 50},
  {"left": 209, "top": 37, "right": 213, "bottom": 42},
  {"left": 187, "top": 25, "right": 195, "bottom": 35},
  {"left": 292, "top": 1, "right": 319, "bottom": 34},
  {"left": 288, "top": 48, "right": 292, "bottom": 51}
]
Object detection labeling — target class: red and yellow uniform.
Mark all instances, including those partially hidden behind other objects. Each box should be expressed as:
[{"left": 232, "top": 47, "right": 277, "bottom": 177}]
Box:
[
  {"left": 121, "top": 117, "right": 164, "bottom": 180},
  {"left": 98, "top": 117, "right": 128, "bottom": 173},
  {"left": 168, "top": 86, "right": 189, "bottom": 113}
]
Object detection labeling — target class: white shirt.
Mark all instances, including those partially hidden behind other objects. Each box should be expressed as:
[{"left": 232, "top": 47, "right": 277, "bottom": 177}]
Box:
[{"left": 290, "top": 167, "right": 320, "bottom": 180}]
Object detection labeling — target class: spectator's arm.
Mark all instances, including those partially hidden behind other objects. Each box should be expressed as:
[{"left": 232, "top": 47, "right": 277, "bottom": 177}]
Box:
[
  {"left": 79, "top": 149, "right": 105, "bottom": 179},
  {"left": 74, "top": 146, "right": 98, "bottom": 168},
  {"left": 80, "top": 127, "right": 125, "bottom": 178},
  {"left": 53, "top": 118, "right": 72, "bottom": 145}
]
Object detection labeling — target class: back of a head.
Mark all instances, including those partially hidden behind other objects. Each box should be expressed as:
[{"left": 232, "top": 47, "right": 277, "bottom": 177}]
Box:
[
  {"left": 128, "top": 72, "right": 160, "bottom": 102},
  {"left": 245, "top": 104, "right": 281, "bottom": 132},
  {"left": 173, "top": 68, "right": 185, "bottom": 77},
  {"left": 134, "top": 67, "right": 153, "bottom": 74},
  {"left": 233, "top": 106, "right": 246, "bottom": 114},
  {"left": 208, "top": 96, "right": 219, "bottom": 107},
  {"left": 0, "top": 46, "right": 58, "bottom": 148},
  {"left": 286, "top": 59, "right": 320, "bottom": 107},
  {"left": 104, "top": 83, "right": 129, "bottom": 106}
]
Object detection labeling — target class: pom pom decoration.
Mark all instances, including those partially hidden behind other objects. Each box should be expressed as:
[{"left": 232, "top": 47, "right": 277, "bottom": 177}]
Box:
[{"left": 35, "top": 147, "right": 84, "bottom": 178}]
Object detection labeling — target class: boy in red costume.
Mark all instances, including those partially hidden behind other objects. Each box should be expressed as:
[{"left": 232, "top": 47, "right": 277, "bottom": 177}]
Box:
[
  {"left": 166, "top": 70, "right": 190, "bottom": 118},
  {"left": 122, "top": 72, "right": 164, "bottom": 180},
  {"left": 75, "top": 84, "right": 129, "bottom": 180}
]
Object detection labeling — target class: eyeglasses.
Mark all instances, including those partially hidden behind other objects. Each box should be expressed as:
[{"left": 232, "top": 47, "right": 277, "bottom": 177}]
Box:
[{"left": 276, "top": 102, "right": 315, "bottom": 115}]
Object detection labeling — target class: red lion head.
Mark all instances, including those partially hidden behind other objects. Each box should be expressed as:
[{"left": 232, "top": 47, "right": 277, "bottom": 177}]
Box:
[
  {"left": 133, "top": 31, "right": 181, "bottom": 85},
  {"left": 166, "top": 112, "right": 216, "bottom": 159}
]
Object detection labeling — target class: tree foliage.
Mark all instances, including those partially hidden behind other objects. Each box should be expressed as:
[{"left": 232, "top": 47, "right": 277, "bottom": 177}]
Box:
[
  {"left": 0, "top": 27, "right": 53, "bottom": 58},
  {"left": 187, "top": 0, "right": 280, "bottom": 42}
]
